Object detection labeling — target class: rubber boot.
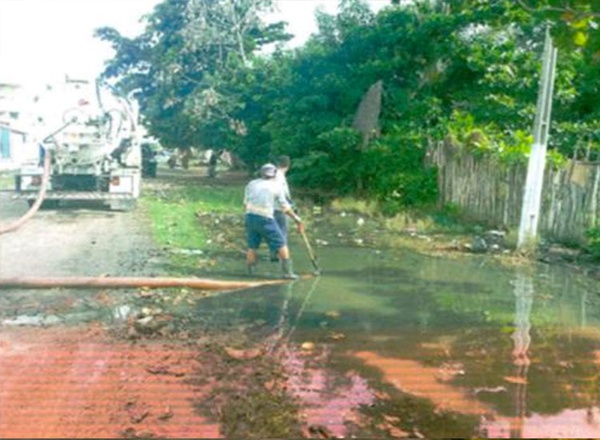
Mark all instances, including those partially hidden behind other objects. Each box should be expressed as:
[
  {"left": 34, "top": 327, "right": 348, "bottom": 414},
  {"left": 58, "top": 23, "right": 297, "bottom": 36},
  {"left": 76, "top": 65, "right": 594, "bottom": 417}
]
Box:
[
  {"left": 247, "top": 262, "right": 257, "bottom": 276},
  {"left": 281, "top": 258, "right": 298, "bottom": 280}
]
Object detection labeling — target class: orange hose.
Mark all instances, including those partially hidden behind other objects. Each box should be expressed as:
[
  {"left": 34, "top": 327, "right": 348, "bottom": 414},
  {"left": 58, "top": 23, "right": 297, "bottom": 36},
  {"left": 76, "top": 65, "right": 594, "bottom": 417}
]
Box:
[
  {"left": 0, "top": 276, "right": 287, "bottom": 290},
  {"left": 0, "top": 148, "right": 51, "bottom": 235}
]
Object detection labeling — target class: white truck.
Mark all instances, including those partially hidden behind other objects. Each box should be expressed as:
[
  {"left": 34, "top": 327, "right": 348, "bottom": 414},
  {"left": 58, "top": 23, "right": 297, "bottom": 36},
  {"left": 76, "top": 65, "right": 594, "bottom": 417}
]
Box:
[{"left": 14, "top": 77, "right": 141, "bottom": 210}]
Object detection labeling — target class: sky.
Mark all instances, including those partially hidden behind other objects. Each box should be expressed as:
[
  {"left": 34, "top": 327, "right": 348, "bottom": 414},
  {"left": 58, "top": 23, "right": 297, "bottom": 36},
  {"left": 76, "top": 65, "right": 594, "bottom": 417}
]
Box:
[{"left": 0, "top": 0, "right": 388, "bottom": 87}]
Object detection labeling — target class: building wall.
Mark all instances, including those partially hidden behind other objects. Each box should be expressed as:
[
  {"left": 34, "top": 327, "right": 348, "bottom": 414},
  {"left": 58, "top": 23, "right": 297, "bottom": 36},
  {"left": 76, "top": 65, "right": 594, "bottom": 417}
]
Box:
[
  {"left": 0, "top": 127, "right": 9, "bottom": 158},
  {"left": 0, "top": 127, "right": 35, "bottom": 170},
  {"left": 0, "top": 81, "right": 38, "bottom": 170}
]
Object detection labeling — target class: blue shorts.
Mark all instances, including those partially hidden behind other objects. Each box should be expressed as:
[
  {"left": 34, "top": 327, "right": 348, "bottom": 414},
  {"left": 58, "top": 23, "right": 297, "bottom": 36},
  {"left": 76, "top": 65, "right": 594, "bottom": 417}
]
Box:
[
  {"left": 274, "top": 210, "right": 288, "bottom": 243},
  {"left": 245, "top": 213, "right": 285, "bottom": 253}
]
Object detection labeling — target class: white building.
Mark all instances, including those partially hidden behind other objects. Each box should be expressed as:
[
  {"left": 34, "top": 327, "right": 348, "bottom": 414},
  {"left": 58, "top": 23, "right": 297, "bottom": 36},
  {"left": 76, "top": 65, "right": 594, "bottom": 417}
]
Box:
[{"left": 0, "top": 81, "right": 38, "bottom": 170}]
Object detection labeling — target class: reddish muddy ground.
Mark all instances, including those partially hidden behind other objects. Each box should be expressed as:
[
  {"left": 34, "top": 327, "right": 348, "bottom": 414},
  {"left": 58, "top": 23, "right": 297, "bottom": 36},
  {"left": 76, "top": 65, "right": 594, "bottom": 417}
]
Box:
[{"left": 0, "top": 324, "right": 220, "bottom": 439}]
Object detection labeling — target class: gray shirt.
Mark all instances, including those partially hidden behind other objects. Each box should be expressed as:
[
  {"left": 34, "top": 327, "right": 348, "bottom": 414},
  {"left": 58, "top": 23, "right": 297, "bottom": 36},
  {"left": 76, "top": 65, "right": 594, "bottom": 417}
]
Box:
[{"left": 244, "top": 178, "right": 290, "bottom": 219}]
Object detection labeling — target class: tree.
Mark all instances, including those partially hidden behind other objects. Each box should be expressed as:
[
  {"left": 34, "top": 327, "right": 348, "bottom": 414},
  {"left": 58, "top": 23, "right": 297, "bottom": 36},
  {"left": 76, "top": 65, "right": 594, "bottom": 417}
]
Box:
[
  {"left": 516, "top": 0, "right": 600, "bottom": 50},
  {"left": 95, "top": 0, "right": 289, "bottom": 151},
  {"left": 96, "top": 0, "right": 600, "bottom": 204},
  {"left": 183, "top": 0, "right": 274, "bottom": 65}
]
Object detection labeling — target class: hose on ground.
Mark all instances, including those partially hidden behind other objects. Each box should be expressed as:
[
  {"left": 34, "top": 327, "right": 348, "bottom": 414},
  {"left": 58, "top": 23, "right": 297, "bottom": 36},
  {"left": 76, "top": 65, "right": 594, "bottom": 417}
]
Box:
[
  {"left": 0, "top": 148, "right": 52, "bottom": 236},
  {"left": 0, "top": 276, "right": 290, "bottom": 290}
]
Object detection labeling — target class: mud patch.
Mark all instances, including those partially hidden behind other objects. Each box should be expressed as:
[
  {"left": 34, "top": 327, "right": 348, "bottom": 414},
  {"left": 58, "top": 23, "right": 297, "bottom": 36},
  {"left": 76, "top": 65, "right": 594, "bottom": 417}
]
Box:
[{"left": 188, "top": 342, "right": 303, "bottom": 438}]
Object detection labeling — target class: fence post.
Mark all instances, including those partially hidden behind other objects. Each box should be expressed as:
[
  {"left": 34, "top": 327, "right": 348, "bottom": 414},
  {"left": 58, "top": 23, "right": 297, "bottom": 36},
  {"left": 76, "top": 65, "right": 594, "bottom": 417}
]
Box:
[{"left": 517, "top": 28, "right": 558, "bottom": 251}]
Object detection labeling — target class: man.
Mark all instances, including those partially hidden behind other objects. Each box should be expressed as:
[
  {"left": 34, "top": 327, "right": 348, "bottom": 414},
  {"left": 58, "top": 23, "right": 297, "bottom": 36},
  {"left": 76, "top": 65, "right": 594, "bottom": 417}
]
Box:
[
  {"left": 271, "top": 155, "right": 293, "bottom": 261},
  {"left": 208, "top": 149, "right": 220, "bottom": 178},
  {"left": 244, "top": 163, "right": 304, "bottom": 279}
]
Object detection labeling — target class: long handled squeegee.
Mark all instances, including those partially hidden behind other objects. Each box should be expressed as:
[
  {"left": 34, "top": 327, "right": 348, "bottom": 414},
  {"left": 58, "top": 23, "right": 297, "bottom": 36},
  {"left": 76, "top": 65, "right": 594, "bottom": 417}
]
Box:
[{"left": 300, "top": 229, "right": 321, "bottom": 275}]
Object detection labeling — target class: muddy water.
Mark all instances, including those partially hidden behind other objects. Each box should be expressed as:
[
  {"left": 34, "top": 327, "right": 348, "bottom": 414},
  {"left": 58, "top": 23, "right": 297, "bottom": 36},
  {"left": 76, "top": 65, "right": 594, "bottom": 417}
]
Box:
[
  {"left": 194, "top": 244, "right": 600, "bottom": 438},
  {"left": 2, "top": 241, "right": 600, "bottom": 438}
]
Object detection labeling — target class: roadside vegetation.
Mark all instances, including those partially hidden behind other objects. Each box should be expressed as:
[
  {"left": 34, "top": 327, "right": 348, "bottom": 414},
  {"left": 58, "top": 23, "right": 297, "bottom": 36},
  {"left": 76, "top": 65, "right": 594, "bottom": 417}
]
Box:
[
  {"left": 141, "top": 165, "right": 524, "bottom": 283},
  {"left": 100, "top": 0, "right": 600, "bottom": 261},
  {"left": 142, "top": 181, "right": 242, "bottom": 249}
]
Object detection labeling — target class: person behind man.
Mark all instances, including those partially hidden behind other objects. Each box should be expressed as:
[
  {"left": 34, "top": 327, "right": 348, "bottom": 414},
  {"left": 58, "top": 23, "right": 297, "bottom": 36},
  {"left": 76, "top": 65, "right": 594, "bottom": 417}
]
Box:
[
  {"left": 208, "top": 149, "right": 222, "bottom": 178},
  {"left": 244, "top": 163, "right": 303, "bottom": 279},
  {"left": 270, "top": 155, "right": 293, "bottom": 261}
]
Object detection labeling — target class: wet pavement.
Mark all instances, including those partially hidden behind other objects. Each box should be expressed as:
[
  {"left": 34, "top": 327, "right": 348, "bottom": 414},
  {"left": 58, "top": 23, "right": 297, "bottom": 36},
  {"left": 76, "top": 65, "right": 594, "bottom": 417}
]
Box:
[{"left": 2, "top": 239, "right": 600, "bottom": 437}]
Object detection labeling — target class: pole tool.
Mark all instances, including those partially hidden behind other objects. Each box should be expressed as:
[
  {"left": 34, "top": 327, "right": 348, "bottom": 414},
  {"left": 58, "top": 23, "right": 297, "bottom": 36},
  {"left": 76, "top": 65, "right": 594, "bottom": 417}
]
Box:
[{"left": 300, "top": 229, "right": 321, "bottom": 275}]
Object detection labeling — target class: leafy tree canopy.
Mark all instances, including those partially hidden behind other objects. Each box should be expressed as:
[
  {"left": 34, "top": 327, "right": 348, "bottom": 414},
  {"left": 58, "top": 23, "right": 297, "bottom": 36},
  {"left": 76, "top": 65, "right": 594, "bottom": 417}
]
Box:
[{"left": 97, "top": 0, "right": 600, "bottom": 209}]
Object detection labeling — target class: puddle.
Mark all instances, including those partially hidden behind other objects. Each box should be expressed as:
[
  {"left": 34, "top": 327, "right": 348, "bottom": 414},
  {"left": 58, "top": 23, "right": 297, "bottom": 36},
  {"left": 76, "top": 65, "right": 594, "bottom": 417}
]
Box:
[{"left": 194, "top": 244, "right": 600, "bottom": 437}]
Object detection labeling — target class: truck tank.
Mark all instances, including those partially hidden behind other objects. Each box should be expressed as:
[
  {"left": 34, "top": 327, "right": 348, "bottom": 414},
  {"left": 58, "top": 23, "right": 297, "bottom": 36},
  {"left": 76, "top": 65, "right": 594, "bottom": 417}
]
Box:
[{"left": 14, "top": 77, "right": 142, "bottom": 210}]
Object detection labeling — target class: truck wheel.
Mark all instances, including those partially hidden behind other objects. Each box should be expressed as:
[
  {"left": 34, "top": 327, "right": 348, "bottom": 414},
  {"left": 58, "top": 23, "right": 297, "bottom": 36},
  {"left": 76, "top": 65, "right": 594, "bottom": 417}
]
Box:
[{"left": 28, "top": 199, "right": 59, "bottom": 209}]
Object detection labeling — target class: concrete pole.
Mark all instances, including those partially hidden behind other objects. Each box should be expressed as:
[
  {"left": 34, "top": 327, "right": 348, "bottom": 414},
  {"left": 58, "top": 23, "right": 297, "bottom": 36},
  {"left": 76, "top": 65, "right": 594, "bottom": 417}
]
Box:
[{"left": 517, "top": 29, "right": 558, "bottom": 250}]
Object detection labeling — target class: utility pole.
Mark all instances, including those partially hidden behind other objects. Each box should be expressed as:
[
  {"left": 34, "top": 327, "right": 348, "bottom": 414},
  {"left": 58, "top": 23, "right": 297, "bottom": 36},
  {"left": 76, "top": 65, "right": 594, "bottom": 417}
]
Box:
[{"left": 517, "top": 28, "right": 558, "bottom": 251}]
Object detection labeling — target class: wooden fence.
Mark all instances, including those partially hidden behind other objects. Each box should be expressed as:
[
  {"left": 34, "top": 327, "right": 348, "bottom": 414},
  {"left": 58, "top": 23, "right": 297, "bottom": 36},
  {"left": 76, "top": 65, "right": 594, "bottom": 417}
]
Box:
[{"left": 434, "top": 140, "right": 600, "bottom": 244}]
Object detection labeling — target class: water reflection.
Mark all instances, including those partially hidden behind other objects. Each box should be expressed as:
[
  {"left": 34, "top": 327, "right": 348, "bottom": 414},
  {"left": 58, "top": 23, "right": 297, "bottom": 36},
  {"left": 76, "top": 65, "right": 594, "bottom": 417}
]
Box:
[
  {"left": 511, "top": 272, "right": 533, "bottom": 438},
  {"left": 113, "top": 304, "right": 133, "bottom": 321},
  {"left": 265, "top": 276, "right": 320, "bottom": 353},
  {"left": 274, "top": 250, "right": 600, "bottom": 438},
  {"left": 483, "top": 271, "right": 600, "bottom": 438},
  {"left": 282, "top": 345, "right": 375, "bottom": 438},
  {"left": 484, "top": 272, "right": 534, "bottom": 437},
  {"left": 253, "top": 277, "right": 377, "bottom": 437}
]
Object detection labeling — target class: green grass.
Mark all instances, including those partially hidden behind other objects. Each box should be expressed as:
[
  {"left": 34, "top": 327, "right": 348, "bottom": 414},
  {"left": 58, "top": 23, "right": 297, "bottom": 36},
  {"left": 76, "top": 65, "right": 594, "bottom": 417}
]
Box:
[
  {"left": 142, "top": 184, "right": 243, "bottom": 249},
  {"left": 330, "top": 197, "right": 378, "bottom": 216},
  {"left": 186, "top": 185, "right": 243, "bottom": 214},
  {"left": 327, "top": 195, "right": 475, "bottom": 236}
]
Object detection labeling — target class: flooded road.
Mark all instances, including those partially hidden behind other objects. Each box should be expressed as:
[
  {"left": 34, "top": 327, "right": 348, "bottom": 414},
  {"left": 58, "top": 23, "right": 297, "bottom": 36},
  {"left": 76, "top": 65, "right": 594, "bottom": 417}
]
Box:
[
  {"left": 2, "top": 237, "right": 600, "bottom": 437},
  {"left": 201, "top": 245, "right": 600, "bottom": 438}
]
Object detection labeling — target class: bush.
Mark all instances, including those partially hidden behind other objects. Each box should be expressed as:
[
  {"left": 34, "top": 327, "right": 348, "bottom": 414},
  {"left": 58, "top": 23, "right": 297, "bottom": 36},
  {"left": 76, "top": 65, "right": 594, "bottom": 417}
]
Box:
[
  {"left": 291, "top": 127, "right": 362, "bottom": 194},
  {"left": 360, "top": 129, "right": 438, "bottom": 209},
  {"left": 584, "top": 226, "right": 600, "bottom": 260}
]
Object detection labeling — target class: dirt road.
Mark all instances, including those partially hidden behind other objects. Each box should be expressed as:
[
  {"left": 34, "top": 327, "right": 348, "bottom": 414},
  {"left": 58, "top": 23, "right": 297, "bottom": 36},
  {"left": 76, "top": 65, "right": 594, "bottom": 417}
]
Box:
[{"left": 0, "top": 194, "right": 160, "bottom": 278}]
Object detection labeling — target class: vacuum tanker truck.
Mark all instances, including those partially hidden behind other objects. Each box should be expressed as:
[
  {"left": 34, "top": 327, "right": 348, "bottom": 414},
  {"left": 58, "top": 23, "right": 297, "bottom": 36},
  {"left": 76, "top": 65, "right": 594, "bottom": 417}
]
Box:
[{"left": 14, "top": 77, "right": 142, "bottom": 210}]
